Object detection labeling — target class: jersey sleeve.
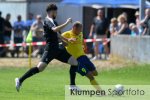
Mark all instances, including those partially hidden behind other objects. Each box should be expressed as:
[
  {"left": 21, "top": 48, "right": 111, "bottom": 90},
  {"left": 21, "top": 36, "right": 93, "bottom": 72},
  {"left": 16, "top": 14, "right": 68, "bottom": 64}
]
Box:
[
  {"left": 43, "top": 20, "right": 55, "bottom": 34},
  {"left": 61, "top": 32, "right": 70, "bottom": 38}
]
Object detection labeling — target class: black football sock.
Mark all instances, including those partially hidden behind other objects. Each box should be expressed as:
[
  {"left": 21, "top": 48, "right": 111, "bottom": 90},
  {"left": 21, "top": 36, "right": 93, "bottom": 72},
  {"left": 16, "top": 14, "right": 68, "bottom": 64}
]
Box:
[
  {"left": 70, "top": 65, "right": 77, "bottom": 85},
  {"left": 19, "top": 67, "right": 39, "bottom": 84}
]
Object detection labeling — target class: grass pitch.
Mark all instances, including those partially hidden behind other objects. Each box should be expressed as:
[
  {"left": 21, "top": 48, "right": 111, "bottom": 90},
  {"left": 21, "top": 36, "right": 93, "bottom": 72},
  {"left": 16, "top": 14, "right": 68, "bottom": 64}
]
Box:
[{"left": 0, "top": 64, "right": 150, "bottom": 100}]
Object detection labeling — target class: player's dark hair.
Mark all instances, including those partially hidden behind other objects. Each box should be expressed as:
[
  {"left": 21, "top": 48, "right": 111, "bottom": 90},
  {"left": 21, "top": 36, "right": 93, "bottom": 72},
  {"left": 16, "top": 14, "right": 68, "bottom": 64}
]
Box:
[{"left": 46, "top": 3, "right": 57, "bottom": 12}]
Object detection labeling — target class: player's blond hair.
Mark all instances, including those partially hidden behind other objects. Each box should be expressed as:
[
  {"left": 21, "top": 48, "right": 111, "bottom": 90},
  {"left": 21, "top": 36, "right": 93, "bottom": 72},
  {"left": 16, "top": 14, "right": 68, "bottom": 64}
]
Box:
[{"left": 73, "top": 21, "right": 82, "bottom": 28}]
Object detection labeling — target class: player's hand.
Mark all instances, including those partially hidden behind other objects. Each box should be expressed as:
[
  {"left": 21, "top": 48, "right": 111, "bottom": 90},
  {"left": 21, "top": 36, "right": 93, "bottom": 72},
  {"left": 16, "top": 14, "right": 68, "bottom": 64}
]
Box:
[
  {"left": 83, "top": 43, "right": 88, "bottom": 53},
  {"left": 68, "top": 38, "right": 76, "bottom": 43},
  {"left": 66, "top": 18, "right": 72, "bottom": 24},
  {"left": 89, "top": 33, "right": 92, "bottom": 38}
]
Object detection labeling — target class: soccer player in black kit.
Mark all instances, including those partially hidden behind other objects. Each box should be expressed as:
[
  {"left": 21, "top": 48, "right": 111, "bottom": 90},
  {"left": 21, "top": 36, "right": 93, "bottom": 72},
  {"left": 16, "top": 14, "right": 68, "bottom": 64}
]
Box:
[{"left": 15, "top": 3, "right": 78, "bottom": 92}]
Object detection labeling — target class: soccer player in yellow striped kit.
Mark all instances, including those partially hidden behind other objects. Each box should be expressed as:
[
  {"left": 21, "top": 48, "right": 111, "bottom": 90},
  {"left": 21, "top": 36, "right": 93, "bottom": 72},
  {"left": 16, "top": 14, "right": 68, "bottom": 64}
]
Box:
[{"left": 62, "top": 21, "right": 101, "bottom": 90}]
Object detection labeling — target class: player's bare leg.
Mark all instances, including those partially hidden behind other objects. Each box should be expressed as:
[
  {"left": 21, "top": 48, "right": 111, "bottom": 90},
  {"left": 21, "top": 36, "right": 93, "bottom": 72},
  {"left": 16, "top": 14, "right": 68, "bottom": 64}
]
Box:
[
  {"left": 92, "top": 70, "right": 98, "bottom": 76},
  {"left": 86, "top": 72, "right": 101, "bottom": 91}
]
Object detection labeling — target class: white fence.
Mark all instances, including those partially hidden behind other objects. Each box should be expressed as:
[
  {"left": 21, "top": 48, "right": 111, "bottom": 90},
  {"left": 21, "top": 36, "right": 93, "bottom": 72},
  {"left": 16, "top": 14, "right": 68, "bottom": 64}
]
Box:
[{"left": 111, "top": 35, "right": 150, "bottom": 63}]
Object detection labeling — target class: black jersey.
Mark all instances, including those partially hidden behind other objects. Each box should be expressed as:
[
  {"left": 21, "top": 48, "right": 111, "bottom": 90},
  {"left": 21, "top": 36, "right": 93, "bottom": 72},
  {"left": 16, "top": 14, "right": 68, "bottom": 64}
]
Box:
[
  {"left": 41, "top": 17, "right": 71, "bottom": 64},
  {"left": 43, "top": 17, "right": 59, "bottom": 46}
]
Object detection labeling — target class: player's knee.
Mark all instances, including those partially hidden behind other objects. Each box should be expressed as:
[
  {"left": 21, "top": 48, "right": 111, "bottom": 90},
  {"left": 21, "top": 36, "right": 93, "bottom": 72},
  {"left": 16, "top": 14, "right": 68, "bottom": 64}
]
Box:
[
  {"left": 93, "top": 71, "right": 98, "bottom": 76},
  {"left": 93, "top": 73, "right": 98, "bottom": 76},
  {"left": 86, "top": 72, "right": 95, "bottom": 81},
  {"left": 68, "top": 56, "right": 78, "bottom": 66},
  {"left": 37, "top": 62, "right": 47, "bottom": 72}
]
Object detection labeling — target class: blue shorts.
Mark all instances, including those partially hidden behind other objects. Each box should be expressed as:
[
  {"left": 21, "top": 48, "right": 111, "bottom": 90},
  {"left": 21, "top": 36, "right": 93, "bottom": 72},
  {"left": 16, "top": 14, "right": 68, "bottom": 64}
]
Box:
[{"left": 77, "top": 55, "right": 96, "bottom": 76}]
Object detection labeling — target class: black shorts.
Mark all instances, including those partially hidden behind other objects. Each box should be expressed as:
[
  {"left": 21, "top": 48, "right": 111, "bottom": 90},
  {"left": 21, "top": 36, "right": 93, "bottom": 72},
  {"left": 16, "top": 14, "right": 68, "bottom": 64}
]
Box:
[{"left": 41, "top": 44, "right": 71, "bottom": 64}]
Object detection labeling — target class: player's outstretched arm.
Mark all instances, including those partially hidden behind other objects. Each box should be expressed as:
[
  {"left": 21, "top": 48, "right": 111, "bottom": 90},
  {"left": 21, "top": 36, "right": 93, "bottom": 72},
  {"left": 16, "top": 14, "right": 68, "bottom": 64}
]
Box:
[{"left": 52, "top": 18, "right": 72, "bottom": 32}]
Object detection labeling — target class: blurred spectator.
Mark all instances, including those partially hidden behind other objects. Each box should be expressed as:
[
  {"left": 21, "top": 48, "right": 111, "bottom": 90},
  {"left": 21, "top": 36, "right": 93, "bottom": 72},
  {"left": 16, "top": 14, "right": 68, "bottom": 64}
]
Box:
[
  {"left": 116, "top": 14, "right": 130, "bottom": 35},
  {"left": 25, "top": 13, "right": 35, "bottom": 32},
  {"left": 30, "top": 15, "right": 44, "bottom": 57},
  {"left": 141, "top": 8, "right": 150, "bottom": 35},
  {"left": 129, "top": 23, "right": 139, "bottom": 36},
  {"left": 23, "top": 13, "right": 35, "bottom": 57},
  {"left": 121, "top": 12, "right": 128, "bottom": 21},
  {"left": 89, "top": 9, "right": 109, "bottom": 60},
  {"left": 131, "top": 25, "right": 139, "bottom": 36},
  {"left": 31, "top": 15, "right": 44, "bottom": 41},
  {"left": 135, "top": 11, "right": 140, "bottom": 28},
  {"left": 0, "top": 11, "right": 5, "bottom": 57},
  {"left": 135, "top": 11, "right": 142, "bottom": 34},
  {"left": 109, "top": 18, "right": 119, "bottom": 35},
  {"left": 13, "top": 15, "right": 25, "bottom": 57},
  {"left": 4, "top": 13, "right": 12, "bottom": 43},
  {"left": 4, "top": 13, "right": 14, "bottom": 57},
  {"left": 129, "top": 23, "right": 135, "bottom": 30},
  {"left": 0, "top": 11, "right": 5, "bottom": 34}
]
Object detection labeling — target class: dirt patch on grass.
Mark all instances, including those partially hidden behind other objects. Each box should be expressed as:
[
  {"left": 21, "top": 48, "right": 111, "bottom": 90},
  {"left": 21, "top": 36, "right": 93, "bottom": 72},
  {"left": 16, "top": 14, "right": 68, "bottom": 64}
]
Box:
[
  {"left": 0, "top": 56, "right": 138, "bottom": 70},
  {"left": 0, "top": 58, "right": 66, "bottom": 68}
]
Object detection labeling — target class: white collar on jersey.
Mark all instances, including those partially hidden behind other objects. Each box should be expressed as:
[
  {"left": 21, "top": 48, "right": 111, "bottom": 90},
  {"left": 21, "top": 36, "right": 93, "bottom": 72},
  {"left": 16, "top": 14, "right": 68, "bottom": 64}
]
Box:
[
  {"left": 46, "top": 16, "right": 56, "bottom": 26},
  {"left": 46, "top": 16, "right": 60, "bottom": 37}
]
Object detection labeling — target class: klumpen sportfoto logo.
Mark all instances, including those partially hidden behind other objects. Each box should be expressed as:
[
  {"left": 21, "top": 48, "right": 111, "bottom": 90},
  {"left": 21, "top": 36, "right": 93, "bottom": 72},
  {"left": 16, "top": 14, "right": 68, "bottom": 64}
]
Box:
[
  {"left": 69, "top": 88, "right": 145, "bottom": 97},
  {"left": 70, "top": 89, "right": 105, "bottom": 97}
]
